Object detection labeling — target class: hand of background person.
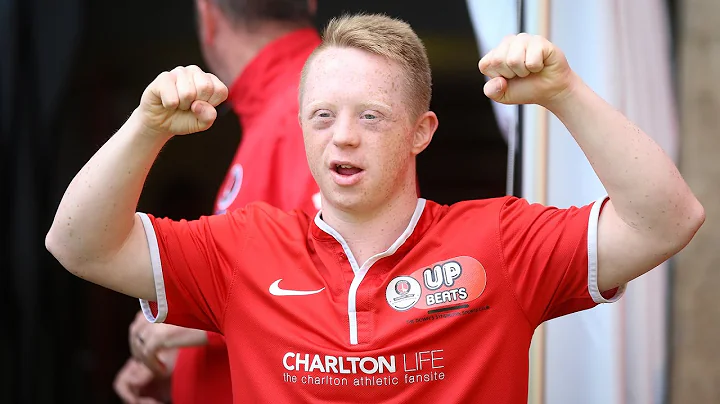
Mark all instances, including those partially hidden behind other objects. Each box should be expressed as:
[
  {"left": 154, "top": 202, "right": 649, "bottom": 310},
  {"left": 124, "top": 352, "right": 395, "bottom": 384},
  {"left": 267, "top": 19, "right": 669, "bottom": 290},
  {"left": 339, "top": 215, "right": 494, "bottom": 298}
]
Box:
[
  {"left": 129, "top": 311, "right": 207, "bottom": 374},
  {"left": 113, "top": 358, "right": 171, "bottom": 404}
]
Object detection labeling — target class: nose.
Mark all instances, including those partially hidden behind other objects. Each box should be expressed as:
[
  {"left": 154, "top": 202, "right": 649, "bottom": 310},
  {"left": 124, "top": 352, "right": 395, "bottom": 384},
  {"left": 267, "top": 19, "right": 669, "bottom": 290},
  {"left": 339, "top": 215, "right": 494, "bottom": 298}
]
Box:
[{"left": 331, "top": 115, "right": 360, "bottom": 148}]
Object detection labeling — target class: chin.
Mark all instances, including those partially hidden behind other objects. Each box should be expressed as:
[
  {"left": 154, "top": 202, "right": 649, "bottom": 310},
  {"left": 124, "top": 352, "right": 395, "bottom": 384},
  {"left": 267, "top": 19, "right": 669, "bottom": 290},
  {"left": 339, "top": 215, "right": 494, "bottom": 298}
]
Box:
[
  {"left": 321, "top": 186, "right": 366, "bottom": 212},
  {"left": 326, "top": 195, "right": 362, "bottom": 212}
]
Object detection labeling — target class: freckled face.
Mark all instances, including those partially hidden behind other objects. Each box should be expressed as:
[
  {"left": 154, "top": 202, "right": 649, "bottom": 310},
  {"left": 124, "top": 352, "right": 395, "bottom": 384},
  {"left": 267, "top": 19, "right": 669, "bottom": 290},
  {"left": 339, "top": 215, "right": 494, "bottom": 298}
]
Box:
[{"left": 300, "top": 47, "right": 417, "bottom": 213}]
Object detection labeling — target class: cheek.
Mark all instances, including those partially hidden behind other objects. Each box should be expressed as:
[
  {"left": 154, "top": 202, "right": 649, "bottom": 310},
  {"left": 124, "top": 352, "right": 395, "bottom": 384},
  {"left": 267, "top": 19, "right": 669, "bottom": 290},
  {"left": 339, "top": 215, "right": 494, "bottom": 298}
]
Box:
[
  {"left": 375, "top": 134, "right": 411, "bottom": 175},
  {"left": 303, "top": 134, "right": 325, "bottom": 165}
]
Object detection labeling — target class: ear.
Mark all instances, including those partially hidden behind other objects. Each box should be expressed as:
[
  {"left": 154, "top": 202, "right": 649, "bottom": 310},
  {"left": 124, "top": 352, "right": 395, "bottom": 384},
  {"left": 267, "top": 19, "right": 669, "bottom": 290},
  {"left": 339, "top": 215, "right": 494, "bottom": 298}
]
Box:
[
  {"left": 196, "top": 0, "right": 217, "bottom": 45},
  {"left": 411, "top": 111, "right": 439, "bottom": 155},
  {"left": 307, "top": 0, "right": 318, "bottom": 16}
]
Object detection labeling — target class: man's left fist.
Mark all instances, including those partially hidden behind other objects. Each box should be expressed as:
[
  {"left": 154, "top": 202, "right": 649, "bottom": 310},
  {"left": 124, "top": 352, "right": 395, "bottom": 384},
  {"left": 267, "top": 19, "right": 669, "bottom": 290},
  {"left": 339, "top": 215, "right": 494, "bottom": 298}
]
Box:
[{"left": 478, "top": 33, "right": 577, "bottom": 108}]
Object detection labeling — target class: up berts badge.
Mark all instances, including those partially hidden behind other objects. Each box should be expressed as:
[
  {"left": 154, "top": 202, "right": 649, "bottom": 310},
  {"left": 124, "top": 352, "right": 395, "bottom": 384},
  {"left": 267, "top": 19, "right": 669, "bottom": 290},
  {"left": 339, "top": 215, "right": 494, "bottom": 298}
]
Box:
[{"left": 385, "top": 256, "right": 487, "bottom": 312}]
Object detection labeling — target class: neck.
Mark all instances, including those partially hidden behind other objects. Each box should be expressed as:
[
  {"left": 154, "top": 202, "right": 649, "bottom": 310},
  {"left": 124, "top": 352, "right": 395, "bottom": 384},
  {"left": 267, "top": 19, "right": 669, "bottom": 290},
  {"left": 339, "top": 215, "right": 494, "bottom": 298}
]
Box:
[
  {"left": 320, "top": 179, "right": 420, "bottom": 267},
  {"left": 214, "top": 22, "right": 309, "bottom": 85}
]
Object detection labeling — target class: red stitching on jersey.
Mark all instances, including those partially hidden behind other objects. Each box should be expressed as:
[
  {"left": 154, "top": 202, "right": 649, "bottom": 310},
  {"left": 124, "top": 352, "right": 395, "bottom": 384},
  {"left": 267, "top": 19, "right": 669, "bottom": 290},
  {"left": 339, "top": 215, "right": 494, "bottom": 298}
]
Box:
[
  {"left": 496, "top": 196, "right": 536, "bottom": 332},
  {"left": 219, "top": 211, "right": 251, "bottom": 332}
]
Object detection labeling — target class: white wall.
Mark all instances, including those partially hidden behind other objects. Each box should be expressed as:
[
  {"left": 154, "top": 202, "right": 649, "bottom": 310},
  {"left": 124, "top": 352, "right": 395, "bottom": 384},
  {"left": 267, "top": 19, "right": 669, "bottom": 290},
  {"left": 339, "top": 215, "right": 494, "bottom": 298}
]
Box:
[{"left": 466, "top": 1, "right": 677, "bottom": 403}]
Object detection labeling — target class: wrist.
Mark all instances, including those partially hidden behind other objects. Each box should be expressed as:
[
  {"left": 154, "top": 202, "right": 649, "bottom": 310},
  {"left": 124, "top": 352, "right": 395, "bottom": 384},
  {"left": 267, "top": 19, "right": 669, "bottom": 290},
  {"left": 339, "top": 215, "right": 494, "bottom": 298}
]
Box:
[
  {"left": 165, "top": 326, "right": 209, "bottom": 348},
  {"left": 542, "top": 72, "right": 586, "bottom": 116},
  {"left": 127, "top": 108, "right": 174, "bottom": 144}
]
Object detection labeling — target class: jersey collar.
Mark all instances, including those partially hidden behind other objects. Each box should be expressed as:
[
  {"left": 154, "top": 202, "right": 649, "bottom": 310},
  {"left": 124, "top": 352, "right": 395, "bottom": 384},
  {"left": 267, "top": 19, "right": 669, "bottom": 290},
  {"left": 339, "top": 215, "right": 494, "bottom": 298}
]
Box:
[{"left": 311, "top": 199, "right": 428, "bottom": 271}]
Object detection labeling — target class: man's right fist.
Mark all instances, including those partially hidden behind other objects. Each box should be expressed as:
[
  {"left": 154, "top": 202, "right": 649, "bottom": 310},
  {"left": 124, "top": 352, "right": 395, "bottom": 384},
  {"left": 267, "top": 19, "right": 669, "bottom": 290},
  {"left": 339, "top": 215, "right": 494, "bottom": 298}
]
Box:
[{"left": 138, "top": 65, "right": 228, "bottom": 138}]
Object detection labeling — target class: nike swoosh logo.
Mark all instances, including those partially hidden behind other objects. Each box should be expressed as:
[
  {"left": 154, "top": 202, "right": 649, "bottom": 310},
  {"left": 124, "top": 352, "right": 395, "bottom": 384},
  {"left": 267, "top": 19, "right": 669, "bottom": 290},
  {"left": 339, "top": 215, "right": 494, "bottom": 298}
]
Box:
[{"left": 269, "top": 279, "right": 325, "bottom": 296}]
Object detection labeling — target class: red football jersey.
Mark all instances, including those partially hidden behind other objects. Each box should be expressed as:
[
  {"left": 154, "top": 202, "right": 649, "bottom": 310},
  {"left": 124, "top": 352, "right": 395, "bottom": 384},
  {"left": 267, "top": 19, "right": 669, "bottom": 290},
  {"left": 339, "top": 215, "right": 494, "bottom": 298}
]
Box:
[
  {"left": 169, "top": 28, "right": 321, "bottom": 404},
  {"left": 138, "top": 196, "right": 624, "bottom": 403}
]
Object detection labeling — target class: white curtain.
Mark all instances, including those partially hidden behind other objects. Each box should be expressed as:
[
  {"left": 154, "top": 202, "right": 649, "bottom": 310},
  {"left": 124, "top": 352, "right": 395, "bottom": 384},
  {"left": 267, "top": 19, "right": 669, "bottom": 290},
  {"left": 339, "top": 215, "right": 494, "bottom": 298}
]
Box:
[
  {"left": 466, "top": 1, "right": 678, "bottom": 403},
  {"left": 465, "top": 0, "right": 519, "bottom": 145}
]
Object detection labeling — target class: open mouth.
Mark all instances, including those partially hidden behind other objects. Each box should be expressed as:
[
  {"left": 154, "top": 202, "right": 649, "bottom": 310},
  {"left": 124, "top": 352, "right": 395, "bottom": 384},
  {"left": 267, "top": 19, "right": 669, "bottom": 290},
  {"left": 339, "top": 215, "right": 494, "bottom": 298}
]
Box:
[
  {"left": 334, "top": 164, "right": 363, "bottom": 176},
  {"left": 330, "top": 162, "right": 365, "bottom": 186}
]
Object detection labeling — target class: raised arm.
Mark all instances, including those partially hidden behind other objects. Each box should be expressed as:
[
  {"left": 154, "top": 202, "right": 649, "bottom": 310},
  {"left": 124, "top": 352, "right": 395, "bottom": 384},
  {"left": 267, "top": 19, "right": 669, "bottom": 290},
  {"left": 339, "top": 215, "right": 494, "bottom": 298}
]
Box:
[
  {"left": 45, "top": 65, "right": 228, "bottom": 301},
  {"left": 479, "top": 34, "right": 704, "bottom": 292}
]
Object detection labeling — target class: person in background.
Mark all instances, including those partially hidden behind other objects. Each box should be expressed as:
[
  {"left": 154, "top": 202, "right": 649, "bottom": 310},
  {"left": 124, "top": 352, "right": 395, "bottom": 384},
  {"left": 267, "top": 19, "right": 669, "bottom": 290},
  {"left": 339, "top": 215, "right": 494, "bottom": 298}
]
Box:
[{"left": 113, "top": 0, "right": 320, "bottom": 403}]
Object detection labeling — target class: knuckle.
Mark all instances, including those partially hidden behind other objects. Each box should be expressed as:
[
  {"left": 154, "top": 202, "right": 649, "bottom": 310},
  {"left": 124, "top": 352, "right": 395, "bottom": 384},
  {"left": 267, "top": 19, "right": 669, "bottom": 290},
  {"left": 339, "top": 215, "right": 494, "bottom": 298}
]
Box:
[
  {"left": 179, "top": 88, "right": 197, "bottom": 100},
  {"left": 209, "top": 73, "right": 223, "bottom": 86},
  {"left": 526, "top": 59, "right": 543, "bottom": 68},
  {"left": 165, "top": 98, "right": 180, "bottom": 108},
  {"left": 197, "top": 80, "right": 213, "bottom": 95},
  {"left": 490, "top": 57, "right": 504, "bottom": 68},
  {"left": 506, "top": 57, "right": 524, "bottom": 68},
  {"left": 155, "top": 71, "right": 171, "bottom": 85}
]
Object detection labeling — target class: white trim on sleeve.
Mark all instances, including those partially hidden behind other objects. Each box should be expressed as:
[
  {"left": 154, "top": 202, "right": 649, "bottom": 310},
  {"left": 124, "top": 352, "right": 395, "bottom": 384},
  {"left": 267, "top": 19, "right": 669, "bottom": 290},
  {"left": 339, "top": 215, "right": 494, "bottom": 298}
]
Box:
[
  {"left": 136, "top": 212, "right": 168, "bottom": 323},
  {"left": 588, "top": 196, "right": 627, "bottom": 304}
]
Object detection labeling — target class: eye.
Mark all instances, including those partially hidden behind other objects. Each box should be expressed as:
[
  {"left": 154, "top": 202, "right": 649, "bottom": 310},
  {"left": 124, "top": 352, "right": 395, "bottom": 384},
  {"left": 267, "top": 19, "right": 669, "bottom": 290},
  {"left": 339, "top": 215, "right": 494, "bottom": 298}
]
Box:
[
  {"left": 309, "top": 109, "right": 333, "bottom": 129},
  {"left": 311, "top": 109, "right": 333, "bottom": 119},
  {"left": 361, "top": 112, "right": 379, "bottom": 120}
]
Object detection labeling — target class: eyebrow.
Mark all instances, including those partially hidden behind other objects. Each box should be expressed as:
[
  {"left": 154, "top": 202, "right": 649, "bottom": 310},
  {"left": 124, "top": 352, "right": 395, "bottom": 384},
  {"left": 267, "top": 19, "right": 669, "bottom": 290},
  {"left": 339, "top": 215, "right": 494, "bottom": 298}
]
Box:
[
  {"left": 359, "top": 102, "right": 392, "bottom": 113},
  {"left": 305, "top": 101, "right": 335, "bottom": 111},
  {"left": 303, "top": 101, "right": 394, "bottom": 115}
]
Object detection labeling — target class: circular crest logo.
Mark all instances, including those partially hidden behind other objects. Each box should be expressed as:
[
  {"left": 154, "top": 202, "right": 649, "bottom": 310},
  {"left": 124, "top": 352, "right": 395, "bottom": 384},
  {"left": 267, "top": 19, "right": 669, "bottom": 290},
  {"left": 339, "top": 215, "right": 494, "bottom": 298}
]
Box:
[
  {"left": 386, "top": 276, "right": 422, "bottom": 311},
  {"left": 215, "top": 164, "right": 243, "bottom": 213},
  {"left": 395, "top": 280, "right": 411, "bottom": 296}
]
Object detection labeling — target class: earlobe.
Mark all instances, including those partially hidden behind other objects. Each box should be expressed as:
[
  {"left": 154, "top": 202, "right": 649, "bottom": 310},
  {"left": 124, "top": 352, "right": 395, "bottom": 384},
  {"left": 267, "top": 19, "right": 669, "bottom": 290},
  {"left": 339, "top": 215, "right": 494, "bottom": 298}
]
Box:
[
  {"left": 197, "top": 0, "right": 216, "bottom": 45},
  {"left": 412, "top": 112, "right": 439, "bottom": 155},
  {"left": 307, "top": 0, "right": 318, "bottom": 16}
]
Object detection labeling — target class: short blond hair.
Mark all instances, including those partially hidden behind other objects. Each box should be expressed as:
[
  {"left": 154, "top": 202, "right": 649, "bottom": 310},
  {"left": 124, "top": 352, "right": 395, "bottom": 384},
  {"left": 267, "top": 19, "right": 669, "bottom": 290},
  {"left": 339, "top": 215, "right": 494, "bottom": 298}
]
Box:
[{"left": 300, "top": 13, "right": 432, "bottom": 120}]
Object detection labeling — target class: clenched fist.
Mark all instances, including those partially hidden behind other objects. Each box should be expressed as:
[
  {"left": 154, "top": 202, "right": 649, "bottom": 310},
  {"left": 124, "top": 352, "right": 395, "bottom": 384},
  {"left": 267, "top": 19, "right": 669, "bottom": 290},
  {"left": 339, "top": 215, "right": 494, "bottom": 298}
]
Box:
[
  {"left": 479, "top": 34, "right": 577, "bottom": 108},
  {"left": 138, "top": 65, "right": 228, "bottom": 138}
]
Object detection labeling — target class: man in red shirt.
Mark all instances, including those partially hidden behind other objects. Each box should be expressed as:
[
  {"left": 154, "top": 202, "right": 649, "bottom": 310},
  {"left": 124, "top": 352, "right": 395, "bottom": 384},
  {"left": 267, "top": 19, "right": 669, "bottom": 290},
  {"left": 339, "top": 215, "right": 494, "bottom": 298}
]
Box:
[
  {"left": 112, "top": 0, "right": 320, "bottom": 403},
  {"left": 48, "top": 14, "right": 704, "bottom": 403}
]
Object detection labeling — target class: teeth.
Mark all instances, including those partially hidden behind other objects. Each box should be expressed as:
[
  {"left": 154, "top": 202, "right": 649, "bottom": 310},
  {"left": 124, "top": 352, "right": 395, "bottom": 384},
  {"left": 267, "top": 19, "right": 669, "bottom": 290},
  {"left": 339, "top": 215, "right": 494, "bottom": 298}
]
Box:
[{"left": 338, "top": 164, "right": 353, "bottom": 169}]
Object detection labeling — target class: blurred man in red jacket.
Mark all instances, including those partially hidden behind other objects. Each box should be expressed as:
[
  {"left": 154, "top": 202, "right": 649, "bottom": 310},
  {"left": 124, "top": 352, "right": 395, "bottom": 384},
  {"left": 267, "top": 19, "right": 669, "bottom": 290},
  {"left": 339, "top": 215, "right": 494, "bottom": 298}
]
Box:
[{"left": 113, "top": 1, "right": 320, "bottom": 402}]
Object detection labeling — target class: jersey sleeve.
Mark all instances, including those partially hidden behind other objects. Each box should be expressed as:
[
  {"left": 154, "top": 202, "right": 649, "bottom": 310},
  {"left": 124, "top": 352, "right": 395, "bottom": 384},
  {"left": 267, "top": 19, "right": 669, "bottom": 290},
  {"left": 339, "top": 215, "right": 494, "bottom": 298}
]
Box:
[
  {"left": 498, "top": 196, "right": 626, "bottom": 327},
  {"left": 135, "top": 210, "right": 250, "bottom": 333}
]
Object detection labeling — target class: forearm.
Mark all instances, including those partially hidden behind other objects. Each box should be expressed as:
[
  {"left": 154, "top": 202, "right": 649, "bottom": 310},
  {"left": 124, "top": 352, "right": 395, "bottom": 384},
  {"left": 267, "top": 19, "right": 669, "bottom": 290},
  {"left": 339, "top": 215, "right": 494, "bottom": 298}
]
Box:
[
  {"left": 47, "top": 109, "right": 169, "bottom": 268},
  {"left": 548, "top": 76, "right": 702, "bottom": 239}
]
